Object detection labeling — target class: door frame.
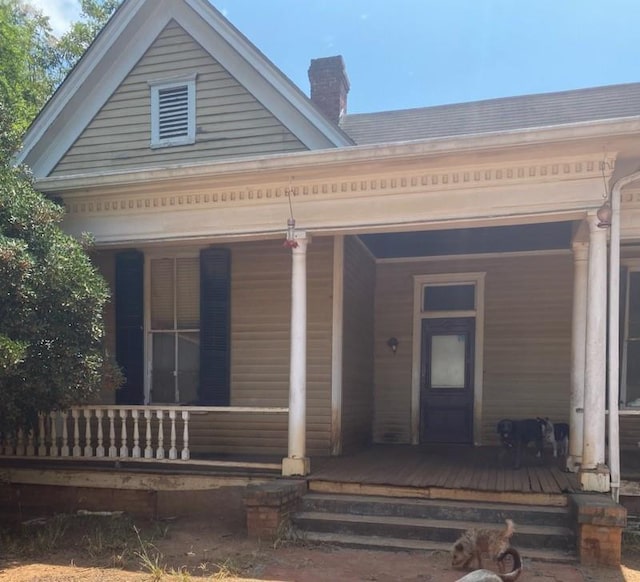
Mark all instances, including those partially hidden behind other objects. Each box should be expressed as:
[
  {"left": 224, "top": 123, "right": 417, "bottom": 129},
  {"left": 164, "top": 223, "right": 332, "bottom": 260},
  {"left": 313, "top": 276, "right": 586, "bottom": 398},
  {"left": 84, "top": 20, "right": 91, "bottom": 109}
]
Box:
[{"left": 411, "top": 272, "right": 486, "bottom": 445}]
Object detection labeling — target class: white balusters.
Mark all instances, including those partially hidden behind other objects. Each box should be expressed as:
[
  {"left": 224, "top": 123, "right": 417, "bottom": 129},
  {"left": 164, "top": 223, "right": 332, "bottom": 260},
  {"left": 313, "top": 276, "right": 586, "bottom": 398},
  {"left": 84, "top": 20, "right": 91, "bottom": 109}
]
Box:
[
  {"left": 181, "top": 410, "right": 190, "bottom": 461},
  {"left": 119, "top": 409, "right": 129, "bottom": 458},
  {"left": 0, "top": 406, "right": 196, "bottom": 463},
  {"left": 16, "top": 428, "right": 25, "bottom": 456},
  {"left": 96, "top": 410, "right": 105, "bottom": 458},
  {"left": 84, "top": 409, "right": 93, "bottom": 457},
  {"left": 144, "top": 410, "right": 153, "bottom": 459},
  {"left": 72, "top": 409, "right": 81, "bottom": 457},
  {"left": 26, "top": 429, "right": 35, "bottom": 456},
  {"left": 38, "top": 414, "right": 47, "bottom": 456},
  {"left": 4, "top": 434, "right": 14, "bottom": 456},
  {"left": 108, "top": 409, "right": 117, "bottom": 458},
  {"left": 156, "top": 410, "right": 165, "bottom": 460},
  {"left": 49, "top": 412, "right": 59, "bottom": 457},
  {"left": 132, "top": 410, "right": 141, "bottom": 458},
  {"left": 169, "top": 410, "right": 178, "bottom": 460},
  {"left": 62, "top": 410, "right": 71, "bottom": 457}
]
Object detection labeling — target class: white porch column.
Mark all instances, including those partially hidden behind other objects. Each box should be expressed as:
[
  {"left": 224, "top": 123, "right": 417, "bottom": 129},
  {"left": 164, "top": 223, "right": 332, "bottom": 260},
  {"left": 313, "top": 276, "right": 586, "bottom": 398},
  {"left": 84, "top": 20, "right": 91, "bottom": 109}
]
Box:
[
  {"left": 579, "top": 213, "right": 610, "bottom": 492},
  {"left": 282, "top": 231, "right": 311, "bottom": 476},
  {"left": 567, "top": 238, "right": 588, "bottom": 472}
]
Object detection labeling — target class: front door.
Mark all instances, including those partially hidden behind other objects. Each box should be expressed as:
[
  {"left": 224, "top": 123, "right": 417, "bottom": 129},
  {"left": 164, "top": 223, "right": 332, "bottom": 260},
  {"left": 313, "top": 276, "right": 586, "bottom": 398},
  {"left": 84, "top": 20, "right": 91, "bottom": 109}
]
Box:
[{"left": 420, "top": 317, "right": 474, "bottom": 443}]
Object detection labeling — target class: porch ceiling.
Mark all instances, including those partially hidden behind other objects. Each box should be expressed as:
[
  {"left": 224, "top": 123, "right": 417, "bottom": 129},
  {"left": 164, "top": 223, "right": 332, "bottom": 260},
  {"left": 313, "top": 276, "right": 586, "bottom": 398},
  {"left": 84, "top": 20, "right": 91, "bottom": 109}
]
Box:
[{"left": 358, "top": 220, "right": 574, "bottom": 259}]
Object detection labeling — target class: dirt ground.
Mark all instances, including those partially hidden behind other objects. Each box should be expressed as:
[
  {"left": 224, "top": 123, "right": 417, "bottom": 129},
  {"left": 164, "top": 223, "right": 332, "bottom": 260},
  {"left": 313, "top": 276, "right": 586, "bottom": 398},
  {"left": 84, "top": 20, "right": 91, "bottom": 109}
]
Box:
[{"left": 1, "top": 516, "right": 640, "bottom": 582}]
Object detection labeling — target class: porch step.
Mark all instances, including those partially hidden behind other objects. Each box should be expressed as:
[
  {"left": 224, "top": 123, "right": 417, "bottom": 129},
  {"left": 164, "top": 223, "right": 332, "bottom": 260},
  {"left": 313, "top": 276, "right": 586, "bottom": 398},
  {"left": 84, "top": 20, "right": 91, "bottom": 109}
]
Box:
[
  {"left": 301, "top": 493, "right": 570, "bottom": 527},
  {"left": 300, "top": 532, "right": 577, "bottom": 564},
  {"left": 291, "top": 493, "right": 576, "bottom": 560}
]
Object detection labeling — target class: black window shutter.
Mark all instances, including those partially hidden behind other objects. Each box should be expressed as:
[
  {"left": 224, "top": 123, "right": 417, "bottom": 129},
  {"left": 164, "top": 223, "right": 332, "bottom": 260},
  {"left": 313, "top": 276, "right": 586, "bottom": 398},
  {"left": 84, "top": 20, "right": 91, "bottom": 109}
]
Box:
[
  {"left": 115, "top": 250, "right": 145, "bottom": 405},
  {"left": 199, "top": 247, "right": 231, "bottom": 405}
]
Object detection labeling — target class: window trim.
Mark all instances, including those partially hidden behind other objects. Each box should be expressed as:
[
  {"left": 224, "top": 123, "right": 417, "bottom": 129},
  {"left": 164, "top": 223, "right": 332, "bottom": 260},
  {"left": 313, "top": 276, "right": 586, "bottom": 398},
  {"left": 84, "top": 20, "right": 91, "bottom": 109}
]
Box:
[
  {"left": 149, "top": 74, "right": 197, "bottom": 148},
  {"left": 621, "top": 260, "right": 640, "bottom": 409}
]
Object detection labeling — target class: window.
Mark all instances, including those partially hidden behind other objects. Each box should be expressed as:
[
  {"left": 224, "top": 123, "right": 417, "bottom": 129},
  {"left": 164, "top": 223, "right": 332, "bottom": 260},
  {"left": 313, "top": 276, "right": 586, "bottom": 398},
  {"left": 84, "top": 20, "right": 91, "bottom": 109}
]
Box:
[
  {"left": 149, "top": 256, "right": 199, "bottom": 404},
  {"left": 423, "top": 284, "right": 475, "bottom": 312},
  {"left": 623, "top": 269, "right": 640, "bottom": 406},
  {"left": 149, "top": 75, "right": 196, "bottom": 147}
]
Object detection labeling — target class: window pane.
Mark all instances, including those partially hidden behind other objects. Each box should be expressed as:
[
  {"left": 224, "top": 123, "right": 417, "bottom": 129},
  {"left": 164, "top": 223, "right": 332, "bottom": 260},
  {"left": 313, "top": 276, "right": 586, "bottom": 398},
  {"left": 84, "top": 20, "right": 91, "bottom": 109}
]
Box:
[
  {"left": 629, "top": 272, "right": 640, "bottom": 339},
  {"left": 431, "top": 334, "right": 466, "bottom": 388},
  {"left": 151, "top": 258, "right": 174, "bottom": 329},
  {"left": 178, "top": 332, "right": 199, "bottom": 404},
  {"left": 152, "top": 333, "right": 175, "bottom": 403},
  {"left": 424, "top": 285, "right": 475, "bottom": 311},
  {"left": 176, "top": 258, "right": 200, "bottom": 329}
]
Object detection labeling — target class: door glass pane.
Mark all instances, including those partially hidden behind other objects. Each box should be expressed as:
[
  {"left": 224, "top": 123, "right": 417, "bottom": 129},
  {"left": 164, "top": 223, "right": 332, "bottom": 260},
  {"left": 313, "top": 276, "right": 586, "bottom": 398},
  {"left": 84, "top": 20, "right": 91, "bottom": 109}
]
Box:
[
  {"left": 152, "top": 333, "right": 176, "bottom": 403},
  {"left": 424, "top": 285, "right": 475, "bottom": 311},
  {"left": 177, "top": 332, "right": 199, "bottom": 404},
  {"left": 431, "top": 334, "right": 466, "bottom": 388}
]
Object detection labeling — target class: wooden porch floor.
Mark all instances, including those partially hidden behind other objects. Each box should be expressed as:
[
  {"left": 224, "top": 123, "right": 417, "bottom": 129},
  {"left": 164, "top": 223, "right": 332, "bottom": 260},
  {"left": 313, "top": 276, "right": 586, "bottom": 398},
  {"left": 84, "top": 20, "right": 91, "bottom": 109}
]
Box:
[{"left": 310, "top": 445, "right": 579, "bottom": 496}]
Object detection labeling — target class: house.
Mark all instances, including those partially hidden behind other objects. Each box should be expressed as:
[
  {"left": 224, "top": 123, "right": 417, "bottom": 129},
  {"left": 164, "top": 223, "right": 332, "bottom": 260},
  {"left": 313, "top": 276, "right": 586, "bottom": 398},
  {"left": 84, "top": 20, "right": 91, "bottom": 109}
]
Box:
[{"left": 5, "top": 0, "right": 640, "bottom": 564}]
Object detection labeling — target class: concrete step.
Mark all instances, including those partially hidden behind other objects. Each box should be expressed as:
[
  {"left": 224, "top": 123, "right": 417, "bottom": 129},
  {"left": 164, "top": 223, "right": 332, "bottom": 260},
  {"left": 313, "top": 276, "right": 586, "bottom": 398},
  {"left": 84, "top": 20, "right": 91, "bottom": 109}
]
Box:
[
  {"left": 301, "top": 493, "right": 571, "bottom": 528},
  {"left": 292, "top": 511, "right": 574, "bottom": 550},
  {"left": 300, "top": 531, "right": 577, "bottom": 564}
]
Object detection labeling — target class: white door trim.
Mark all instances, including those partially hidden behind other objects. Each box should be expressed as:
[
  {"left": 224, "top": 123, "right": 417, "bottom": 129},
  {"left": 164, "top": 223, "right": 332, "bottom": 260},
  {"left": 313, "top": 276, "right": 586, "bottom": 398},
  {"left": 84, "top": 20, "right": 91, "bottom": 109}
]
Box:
[{"left": 411, "top": 272, "right": 486, "bottom": 445}]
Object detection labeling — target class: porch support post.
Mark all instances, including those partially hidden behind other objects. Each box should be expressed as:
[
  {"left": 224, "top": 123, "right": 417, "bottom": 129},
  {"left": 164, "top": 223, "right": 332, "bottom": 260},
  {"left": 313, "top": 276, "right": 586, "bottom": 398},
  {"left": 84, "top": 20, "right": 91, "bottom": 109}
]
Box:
[
  {"left": 579, "top": 213, "right": 610, "bottom": 492},
  {"left": 282, "top": 232, "right": 311, "bottom": 476},
  {"left": 568, "top": 235, "right": 588, "bottom": 472}
]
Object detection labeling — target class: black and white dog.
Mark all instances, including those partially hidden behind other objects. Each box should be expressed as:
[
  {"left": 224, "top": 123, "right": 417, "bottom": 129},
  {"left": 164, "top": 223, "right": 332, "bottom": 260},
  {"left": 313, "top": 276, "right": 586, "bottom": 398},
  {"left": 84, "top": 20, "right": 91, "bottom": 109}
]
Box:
[
  {"left": 496, "top": 418, "right": 545, "bottom": 469},
  {"left": 538, "top": 417, "right": 569, "bottom": 458}
]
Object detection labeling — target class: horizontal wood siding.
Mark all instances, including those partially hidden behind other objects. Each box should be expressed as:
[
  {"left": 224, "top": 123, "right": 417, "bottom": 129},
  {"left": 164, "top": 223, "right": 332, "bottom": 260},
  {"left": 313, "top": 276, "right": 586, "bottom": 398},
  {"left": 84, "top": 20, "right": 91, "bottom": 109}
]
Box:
[
  {"left": 374, "top": 252, "right": 573, "bottom": 445},
  {"left": 52, "top": 21, "right": 306, "bottom": 175},
  {"left": 341, "top": 237, "right": 376, "bottom": 453},
  {"left": 189, "top": 411, "right": 287, "bottom": 456},
  {"left": 230, "top": 237, "right": 334, "bottom": 456}
]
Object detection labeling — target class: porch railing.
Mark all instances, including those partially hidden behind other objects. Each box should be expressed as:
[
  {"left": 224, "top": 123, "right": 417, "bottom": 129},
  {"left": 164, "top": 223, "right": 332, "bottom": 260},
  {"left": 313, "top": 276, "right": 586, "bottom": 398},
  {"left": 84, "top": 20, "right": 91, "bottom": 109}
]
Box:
[{"left": 0, "top": 405, "right": 288, "bottom": 463}]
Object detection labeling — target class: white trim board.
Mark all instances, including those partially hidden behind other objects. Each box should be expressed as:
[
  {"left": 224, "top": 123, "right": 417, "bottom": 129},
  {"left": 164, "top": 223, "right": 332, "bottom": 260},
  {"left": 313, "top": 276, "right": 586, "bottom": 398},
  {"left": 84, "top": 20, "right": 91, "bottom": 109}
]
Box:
[{"left": 410, "top": 272, "right": 486, "bottom": 446}]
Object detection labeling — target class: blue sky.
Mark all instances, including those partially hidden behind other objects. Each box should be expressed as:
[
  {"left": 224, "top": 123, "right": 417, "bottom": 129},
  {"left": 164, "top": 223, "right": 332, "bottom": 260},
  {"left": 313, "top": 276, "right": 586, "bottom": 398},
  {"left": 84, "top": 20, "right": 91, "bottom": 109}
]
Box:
[{"left": 32, "top": 0, "right": 640, "bottom": 114}]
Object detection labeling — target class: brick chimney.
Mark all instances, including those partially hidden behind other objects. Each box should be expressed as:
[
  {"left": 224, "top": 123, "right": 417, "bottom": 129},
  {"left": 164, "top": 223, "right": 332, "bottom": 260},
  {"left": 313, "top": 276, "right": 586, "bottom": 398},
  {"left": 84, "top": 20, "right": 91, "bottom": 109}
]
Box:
[{"left": 308, "top": 55, "right": 350, "bottom": 124}]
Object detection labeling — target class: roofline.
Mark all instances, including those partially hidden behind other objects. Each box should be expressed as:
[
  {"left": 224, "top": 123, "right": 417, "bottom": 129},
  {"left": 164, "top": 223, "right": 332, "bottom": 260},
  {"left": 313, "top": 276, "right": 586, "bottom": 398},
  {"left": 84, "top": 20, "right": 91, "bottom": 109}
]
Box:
[
  {"left": 16, "top": 0, "right": 145, "bottom": 165},
  {"left": 17, "top": 0, "right": 352, "bottom": 171},
  {"left": 35, "top": 116, "right": 640, "bottom": 193},
  {"left": 342, "top": 81, "right": 640, "bottom": 119},
  {"left": 183, "top": 0, "right": 352, "bottom": 146}
]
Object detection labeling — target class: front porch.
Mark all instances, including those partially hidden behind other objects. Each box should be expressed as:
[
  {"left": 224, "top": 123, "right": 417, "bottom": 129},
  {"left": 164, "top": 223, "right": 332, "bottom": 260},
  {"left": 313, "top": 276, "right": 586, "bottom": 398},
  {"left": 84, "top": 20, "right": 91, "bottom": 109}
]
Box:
[{"left": 311, "top": 444, "right": 579, "bottom": 503}]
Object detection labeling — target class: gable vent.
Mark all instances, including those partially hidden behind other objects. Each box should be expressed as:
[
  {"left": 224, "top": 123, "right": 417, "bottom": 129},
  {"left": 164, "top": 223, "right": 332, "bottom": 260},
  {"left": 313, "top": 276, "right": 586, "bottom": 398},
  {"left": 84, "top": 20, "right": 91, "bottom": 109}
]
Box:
[
  {"left": 158, "top": 85, "right": 189, "bottom": 140},
  {"left": 150, "top": 76, "right": 196, "bottom": 148}
]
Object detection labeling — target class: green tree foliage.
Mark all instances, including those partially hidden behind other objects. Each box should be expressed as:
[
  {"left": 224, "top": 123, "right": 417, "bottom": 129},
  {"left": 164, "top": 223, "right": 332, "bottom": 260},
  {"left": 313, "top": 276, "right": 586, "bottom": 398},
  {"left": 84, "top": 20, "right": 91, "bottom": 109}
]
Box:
[
  {"left": 0, "top": 0, "right": 121, "bottom": 135},
  {"left": 53, "top": 0, "right": 121, "bottom": 86},
  {"left": 0, "top": 102, "right": 114, "bottom": 436},
  {"left": 0, "top": 0, "right": 58, "bottom": 135}
]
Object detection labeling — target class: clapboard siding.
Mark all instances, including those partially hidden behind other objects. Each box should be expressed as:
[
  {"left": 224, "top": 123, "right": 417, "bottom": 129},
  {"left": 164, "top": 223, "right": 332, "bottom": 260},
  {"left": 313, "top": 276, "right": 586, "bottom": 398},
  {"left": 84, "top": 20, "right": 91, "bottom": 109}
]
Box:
[
  {"left": 230, "top": 237, "right": 334, "bottom": 456},
  {"left": 374, "top": 252, "right": 573, "bottom": 445},
  {"left": 189, "top": 411, "right": 287, "bottom": 456},
  {"left": 91, "top": 238, "right": 334, "bottom": 456},
  {"left": 52, "top": 20, "right": 306, "bottom": 175},
  {"left": 341, "top": 237, "right": 376, "bottom": 453}
]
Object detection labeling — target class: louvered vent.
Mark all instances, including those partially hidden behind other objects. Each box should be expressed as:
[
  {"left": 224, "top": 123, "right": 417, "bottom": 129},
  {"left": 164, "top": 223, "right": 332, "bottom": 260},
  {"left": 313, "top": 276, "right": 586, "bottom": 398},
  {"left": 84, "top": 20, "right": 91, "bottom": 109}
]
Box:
[{"left": 158, "top": 85, "right": 189, "bottom": 140}]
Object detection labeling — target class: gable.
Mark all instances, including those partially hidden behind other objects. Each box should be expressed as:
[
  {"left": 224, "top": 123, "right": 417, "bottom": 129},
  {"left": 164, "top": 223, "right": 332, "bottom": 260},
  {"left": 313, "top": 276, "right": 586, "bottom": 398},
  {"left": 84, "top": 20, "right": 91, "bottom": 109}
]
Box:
[
  {"left": 51, "top": 21, "right": 307, "bottom": 175},
  {"left": 19, "top": 0, "right": 352, "bottom": 179}
]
